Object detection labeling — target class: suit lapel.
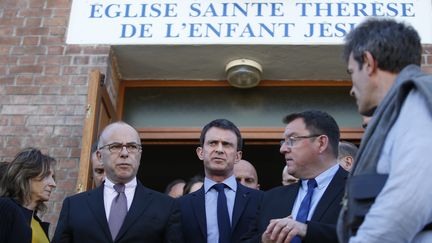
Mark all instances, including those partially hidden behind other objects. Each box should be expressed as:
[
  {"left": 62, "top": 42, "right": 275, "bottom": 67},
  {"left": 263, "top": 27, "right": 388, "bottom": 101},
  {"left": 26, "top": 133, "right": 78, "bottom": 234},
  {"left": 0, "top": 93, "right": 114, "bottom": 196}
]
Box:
[
  {"left": 231, "top": 183, "right": 250, "bottom": 231},
  {"left": 115, "top": 182, "right": 153, "bottom": 241},
  {"left": 86, "top": 186, "right": 112, "bottom": 241},
  {"left": 311, "top": 167, "right": 347, "bottom": 221},
  {"left": 191, "top": 187, "right": 207, "bottom": 239},
  {"left": 284, "top": 182, "right": 301, "bottom": 216}
]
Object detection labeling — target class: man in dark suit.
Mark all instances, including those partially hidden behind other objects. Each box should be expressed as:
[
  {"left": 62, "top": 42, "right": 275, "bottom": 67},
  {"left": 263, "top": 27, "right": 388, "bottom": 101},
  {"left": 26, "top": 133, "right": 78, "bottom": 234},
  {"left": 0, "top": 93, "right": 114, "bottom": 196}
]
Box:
[
  {"left": 53, "top": 121, "right": 182, "bottom": 243},
  {"left": 179, "top": 119, "right": 263, "bottom": 243},
  {"left": 243, "top": 110, "right": 347, "bottom": 243}
]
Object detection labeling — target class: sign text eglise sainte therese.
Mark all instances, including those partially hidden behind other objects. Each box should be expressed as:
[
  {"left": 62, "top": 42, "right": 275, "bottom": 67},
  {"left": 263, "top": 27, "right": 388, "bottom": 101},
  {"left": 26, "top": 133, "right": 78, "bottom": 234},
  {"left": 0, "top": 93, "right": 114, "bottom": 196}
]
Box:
[{"left": 67, "top": 0, "right": 432, "bottom": 44}]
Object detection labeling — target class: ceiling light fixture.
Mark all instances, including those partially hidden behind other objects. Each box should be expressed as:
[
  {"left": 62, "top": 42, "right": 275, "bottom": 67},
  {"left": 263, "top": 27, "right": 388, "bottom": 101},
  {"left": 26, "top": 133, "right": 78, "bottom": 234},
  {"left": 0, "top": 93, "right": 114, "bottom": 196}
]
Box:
[{"left": 225, "top": 59, "right": 262, "bottom": 88}]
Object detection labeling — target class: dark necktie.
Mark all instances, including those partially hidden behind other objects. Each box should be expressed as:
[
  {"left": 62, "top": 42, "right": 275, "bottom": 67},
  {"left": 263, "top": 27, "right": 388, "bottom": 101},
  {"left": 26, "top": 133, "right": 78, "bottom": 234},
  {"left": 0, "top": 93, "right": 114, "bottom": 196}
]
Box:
[
  {"left": 292, "top": 179, "right": 317, "bottom": 243},
  {"left": 213, "top": 183, "right": 231, "bottom": 243},
  {"left": 108, "top": 183, "right": 127, "bottom": 241}
]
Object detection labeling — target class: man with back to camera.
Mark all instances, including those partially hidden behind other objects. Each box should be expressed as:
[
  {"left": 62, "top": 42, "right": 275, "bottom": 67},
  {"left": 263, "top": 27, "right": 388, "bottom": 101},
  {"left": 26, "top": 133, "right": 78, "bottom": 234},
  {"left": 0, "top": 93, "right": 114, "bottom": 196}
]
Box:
[
  {"left": 338, "top": 18, "right": 432, "bottom": 242},
  {"left": 178, "top": 118, "right": 263, "bottom": 243},
  {"left": 242, "top": 110, "right": 347, "bottom": 243},
  {"left": 53, "top": 121, "right": 183, "bottom": 243},
  {"left": 233, "top": 159, "right": 260, "bottom": 190}
]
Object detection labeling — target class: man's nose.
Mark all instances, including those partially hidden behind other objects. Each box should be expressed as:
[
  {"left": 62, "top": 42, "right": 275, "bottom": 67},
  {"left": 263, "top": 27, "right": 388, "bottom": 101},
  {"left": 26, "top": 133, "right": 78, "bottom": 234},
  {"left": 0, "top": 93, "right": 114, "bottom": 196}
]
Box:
[
  {"left": 280, "top": 143, "right": 291, "bottom": 154},
  {"left": 349, "top": 87, "right": 355, "bottom": 97},
  {"left": 215, "top": 142, "right": 223, "bottom": 152},
  {"left": 120, "top": 146, "right": 129, "bottom": 157}
]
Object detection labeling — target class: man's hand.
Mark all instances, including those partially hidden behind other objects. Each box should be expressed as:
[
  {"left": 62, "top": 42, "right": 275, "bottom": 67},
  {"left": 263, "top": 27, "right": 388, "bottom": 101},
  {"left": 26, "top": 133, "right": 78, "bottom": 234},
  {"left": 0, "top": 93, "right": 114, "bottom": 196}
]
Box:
[{"left": 261, "top": 216, "right": 307, "bottom": 243}]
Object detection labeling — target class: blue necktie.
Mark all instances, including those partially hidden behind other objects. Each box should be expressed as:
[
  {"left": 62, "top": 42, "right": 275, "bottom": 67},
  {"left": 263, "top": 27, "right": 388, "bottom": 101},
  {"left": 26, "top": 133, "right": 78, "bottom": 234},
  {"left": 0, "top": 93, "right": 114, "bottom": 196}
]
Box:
[
  {"left": 292, "top": 179, "right": 317, "bottom": 243},
  {"left": 213, "top": 183, "right": 231, "bottom": 243}
]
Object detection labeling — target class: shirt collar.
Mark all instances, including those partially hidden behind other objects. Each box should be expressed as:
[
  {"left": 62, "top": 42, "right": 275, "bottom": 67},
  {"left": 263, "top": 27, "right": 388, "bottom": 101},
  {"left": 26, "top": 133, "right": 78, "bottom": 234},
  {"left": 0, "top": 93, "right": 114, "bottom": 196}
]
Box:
[
  {"left": 204, "top": 175, "right": 237, "bottom": 193},
  {"left": 104, "top": 177, "right": 137, "bottom": 190},
  {"left": 301, "top": 163, "right": 340, "bottom": 190}
]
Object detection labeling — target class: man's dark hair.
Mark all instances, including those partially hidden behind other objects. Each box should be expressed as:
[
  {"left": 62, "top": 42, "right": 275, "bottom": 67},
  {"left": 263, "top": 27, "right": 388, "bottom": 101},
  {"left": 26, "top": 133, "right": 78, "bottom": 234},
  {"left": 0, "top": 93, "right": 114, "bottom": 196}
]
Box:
[
  {"left": 343, "top": 18, "right": 421, "bottom": 72},
  {"left": 199, "top": 119, "right": 243, "bottom": 151},
  {"left": 283, "top": 110, "right": 340, "bottom": 158}
]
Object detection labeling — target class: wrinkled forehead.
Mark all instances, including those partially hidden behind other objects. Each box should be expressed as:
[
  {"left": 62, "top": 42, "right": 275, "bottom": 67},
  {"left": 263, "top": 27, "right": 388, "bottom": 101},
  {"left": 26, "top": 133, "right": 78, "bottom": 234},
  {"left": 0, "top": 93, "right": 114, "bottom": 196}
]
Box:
[{"left": 205, "top": 127, "right": 238, "bottom": 143}]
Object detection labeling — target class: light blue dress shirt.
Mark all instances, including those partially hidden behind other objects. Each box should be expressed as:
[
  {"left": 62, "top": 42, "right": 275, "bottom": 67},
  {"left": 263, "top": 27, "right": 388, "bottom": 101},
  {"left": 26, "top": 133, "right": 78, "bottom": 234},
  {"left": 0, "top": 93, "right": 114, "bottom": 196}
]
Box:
[
  {"left": 291, "top": 163, "right": 340, "bottom": 220},
  {"left": 204, "top": 175, "right": 237, "bottom": 243}
]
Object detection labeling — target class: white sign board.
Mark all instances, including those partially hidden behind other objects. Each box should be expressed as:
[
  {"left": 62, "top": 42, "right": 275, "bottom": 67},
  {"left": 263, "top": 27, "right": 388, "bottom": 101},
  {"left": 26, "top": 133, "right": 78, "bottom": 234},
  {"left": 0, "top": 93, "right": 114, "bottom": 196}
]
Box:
[{"left": 67, "top": 0, "right": 432, "bottom": 44}]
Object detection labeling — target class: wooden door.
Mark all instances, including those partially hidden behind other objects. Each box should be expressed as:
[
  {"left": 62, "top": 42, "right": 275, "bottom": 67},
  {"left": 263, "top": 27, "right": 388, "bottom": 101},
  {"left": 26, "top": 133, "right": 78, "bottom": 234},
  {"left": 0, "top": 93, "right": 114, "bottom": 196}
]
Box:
[{"left": 76, "top": 70, "right": 117, "bottom": 193}]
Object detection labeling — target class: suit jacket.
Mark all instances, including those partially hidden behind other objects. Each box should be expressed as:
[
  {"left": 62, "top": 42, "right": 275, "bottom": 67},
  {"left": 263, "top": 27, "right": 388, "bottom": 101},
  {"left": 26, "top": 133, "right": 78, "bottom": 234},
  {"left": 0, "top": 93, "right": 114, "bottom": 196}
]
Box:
[
  {"left": 52, "top": 181, "right": 183, "bottom": 243},
  {"left": 242, "top": 166, "right": 348, "bottom": 243},
  {"left": 179, "top": 182, "right": 263, "bottom": 243}
]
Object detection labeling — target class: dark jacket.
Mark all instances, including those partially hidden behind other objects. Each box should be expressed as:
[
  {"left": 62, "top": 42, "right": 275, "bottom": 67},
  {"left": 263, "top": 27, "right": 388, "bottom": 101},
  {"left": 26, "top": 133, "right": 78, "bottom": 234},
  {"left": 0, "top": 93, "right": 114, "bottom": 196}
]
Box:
[
  {"left": 243, "top": 166, "right": 348, "bottom": 243},
  {"left": 52, "top": 181, "right": 183, "bottom": 243},
  {"left": 0, "top": 197, "right": 50, "bottom": 243}
]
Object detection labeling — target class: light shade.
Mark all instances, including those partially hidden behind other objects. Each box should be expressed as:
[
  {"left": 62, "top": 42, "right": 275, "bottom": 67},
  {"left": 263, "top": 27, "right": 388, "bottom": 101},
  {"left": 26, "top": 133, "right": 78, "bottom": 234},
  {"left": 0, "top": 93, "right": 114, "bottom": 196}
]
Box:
[{"left": 225, "top": 59, "right": 262, "bottom": 88}]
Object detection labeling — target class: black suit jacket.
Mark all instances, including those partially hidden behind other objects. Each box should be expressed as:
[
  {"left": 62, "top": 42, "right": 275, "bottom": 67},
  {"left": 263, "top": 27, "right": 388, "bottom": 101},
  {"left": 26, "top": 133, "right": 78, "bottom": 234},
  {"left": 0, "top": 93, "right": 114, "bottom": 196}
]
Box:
[
  {"left": 243, "top": 166, "right": 348, "bottom": 243},
  {"left": 52, "top": 181, "right": 183, "bottom": 243},
  {"left": 179, "top": 182, "right": 263, "bottom": 243}
]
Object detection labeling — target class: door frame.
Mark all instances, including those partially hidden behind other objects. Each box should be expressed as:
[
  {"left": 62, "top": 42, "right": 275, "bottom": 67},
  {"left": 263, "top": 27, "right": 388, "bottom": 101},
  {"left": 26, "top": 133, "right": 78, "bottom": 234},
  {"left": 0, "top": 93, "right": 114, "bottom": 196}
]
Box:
[
  {"left": 76, "top": 70, "right": 117, "bottom": 192},
  {"left": 117, "top": 79, "right": 363, "bottom": 144}
]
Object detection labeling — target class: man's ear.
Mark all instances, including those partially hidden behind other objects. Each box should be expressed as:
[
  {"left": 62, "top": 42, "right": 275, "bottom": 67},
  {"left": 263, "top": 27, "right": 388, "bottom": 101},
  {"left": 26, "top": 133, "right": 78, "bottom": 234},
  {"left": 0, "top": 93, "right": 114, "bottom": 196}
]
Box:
[
  {"left": 344, "top": 156, "right": 353, "bottom": 170},
  {"left": 96, "top": 150, "right": 102, "bottom": 161},
  {"left": 363, "top": 51, "right": 377, "bottom": 75},
  {"left": 196, "top": 147, "right": 204, "bottom": 160},
  {"left": 317, "top": 135, "right": 329, "bottom": 154},
  {"left": 235, "top": 151, "right": 242, "bottom": 162}
]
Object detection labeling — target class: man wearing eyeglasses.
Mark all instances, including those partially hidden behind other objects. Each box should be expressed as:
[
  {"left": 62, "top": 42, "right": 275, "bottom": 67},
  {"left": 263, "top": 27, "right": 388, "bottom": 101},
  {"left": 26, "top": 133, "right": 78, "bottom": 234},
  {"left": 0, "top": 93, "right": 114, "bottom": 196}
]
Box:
[
  {"left": 53, "top": 121, "right": 183, "bottom": 243},
  {"left": 243, "top": 110, "right": 347, "bottom": 243}
]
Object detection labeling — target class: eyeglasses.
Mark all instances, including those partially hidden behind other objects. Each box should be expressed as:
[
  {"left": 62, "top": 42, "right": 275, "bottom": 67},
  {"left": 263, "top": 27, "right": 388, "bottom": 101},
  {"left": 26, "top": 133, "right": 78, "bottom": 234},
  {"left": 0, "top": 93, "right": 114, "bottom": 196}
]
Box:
[
  {"left": 280, "top": 134, "right": 322, "bottom": 147},
  {"left": 99, "top": 142, "right": 142, "bottom": 153}
]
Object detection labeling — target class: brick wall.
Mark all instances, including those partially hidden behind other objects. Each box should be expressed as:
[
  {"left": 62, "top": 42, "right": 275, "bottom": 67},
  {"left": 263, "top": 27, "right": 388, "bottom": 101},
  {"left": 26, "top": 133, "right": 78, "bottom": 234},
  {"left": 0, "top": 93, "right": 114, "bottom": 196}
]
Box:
[{"left": 0, "top": 0, "right": 109, "bottom": 234}]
